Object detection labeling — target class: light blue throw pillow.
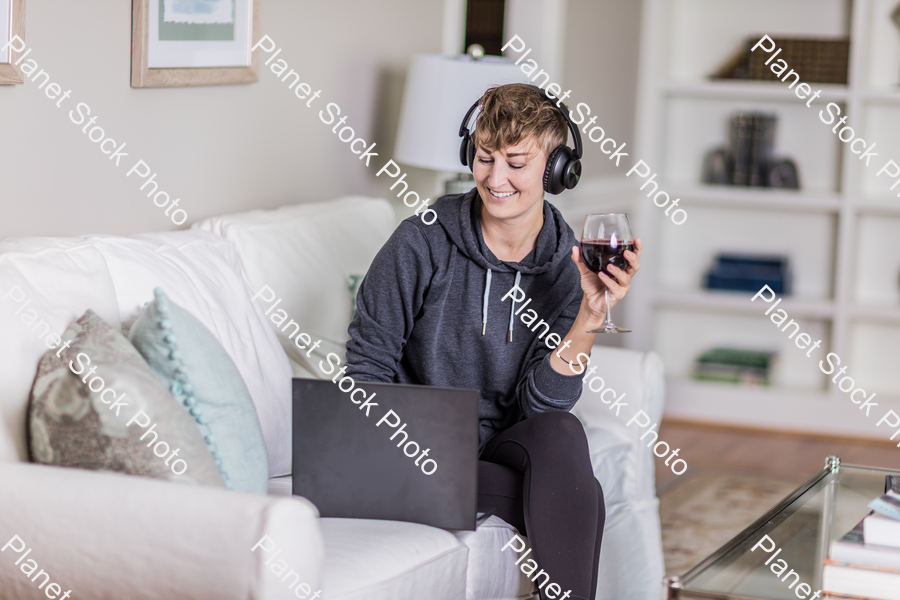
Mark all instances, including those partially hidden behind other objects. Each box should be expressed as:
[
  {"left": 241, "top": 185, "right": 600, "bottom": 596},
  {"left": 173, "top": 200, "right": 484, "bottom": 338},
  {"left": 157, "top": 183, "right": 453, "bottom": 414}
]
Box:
[
  {"left": 128, "top": 288, "right": 269, "bottom": 494},
  {"left": 348, "top": 274, "right": 363, "bottom": 318}
]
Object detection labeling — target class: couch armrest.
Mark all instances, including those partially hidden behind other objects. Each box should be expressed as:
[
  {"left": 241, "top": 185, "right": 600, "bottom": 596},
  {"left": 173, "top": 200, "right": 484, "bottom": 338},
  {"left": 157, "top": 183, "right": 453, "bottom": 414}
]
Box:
[
  {"left": 0, "top": 463, "right": 323, "bottom": 600},
  {"left": 573, "top": 346, "right": 666, "bottom": 600},
  {"left": 572, "top": 345, "right": 665, "bottom": 504},
  {"left": 573, "top": 345, "right": 665, "bottom": 432}
]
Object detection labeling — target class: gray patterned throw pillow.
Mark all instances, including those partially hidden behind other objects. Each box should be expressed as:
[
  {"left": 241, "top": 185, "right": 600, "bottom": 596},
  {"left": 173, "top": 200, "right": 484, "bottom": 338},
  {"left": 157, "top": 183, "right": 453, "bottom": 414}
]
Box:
[{"left": 28, "top": 310, "right": 225, "bottom": 488}]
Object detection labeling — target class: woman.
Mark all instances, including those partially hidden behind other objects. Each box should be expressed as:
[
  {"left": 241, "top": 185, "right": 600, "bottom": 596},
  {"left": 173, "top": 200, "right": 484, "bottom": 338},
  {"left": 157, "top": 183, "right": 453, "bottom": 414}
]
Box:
[{"left": 345, "top": 83, "right": 641, "bottom": 600}]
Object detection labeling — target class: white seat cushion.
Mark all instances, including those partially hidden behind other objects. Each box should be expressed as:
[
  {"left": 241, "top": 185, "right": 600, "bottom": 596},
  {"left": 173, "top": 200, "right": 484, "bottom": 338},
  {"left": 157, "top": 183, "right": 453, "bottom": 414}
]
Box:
[
  {"left": 267, "top": 432, "right": 644, "bottom": 600},
  {"left": 319, "top": 518, "right": 468, "bottom": 600},
  {"left": 453, "top": 516, "right": 537, "bottom": 600},
  {"left": 268, "top": 474, "right": 293, "bottom": 497},
  {"left": 268, "top": 477, "right": 472, "bottom": 600}
]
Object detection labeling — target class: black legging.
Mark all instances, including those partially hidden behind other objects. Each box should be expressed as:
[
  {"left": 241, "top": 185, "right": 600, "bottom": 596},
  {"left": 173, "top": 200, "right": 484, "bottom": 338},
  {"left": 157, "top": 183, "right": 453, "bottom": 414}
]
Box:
[{"left": 478, "top": 410, "right": 605, "bottom": 600}]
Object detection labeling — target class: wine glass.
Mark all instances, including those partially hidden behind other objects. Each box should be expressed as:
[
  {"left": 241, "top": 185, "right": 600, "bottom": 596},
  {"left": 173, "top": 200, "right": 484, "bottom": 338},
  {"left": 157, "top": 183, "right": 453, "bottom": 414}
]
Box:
[{"left": 580, "top": 213, "right": 635, "bottom": 334}]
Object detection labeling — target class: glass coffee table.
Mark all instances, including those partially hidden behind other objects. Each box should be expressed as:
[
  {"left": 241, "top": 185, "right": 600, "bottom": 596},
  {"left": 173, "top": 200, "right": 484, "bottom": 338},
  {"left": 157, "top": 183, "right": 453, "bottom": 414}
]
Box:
[{"left": 664, "top": 456, "right": 900, "bottom": 599}]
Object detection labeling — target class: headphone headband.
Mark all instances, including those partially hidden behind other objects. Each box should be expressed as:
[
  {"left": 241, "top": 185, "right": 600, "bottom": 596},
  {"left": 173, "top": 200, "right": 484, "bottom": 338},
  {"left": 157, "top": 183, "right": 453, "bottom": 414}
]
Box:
[
  {"left": 458, "top": 85, "right": 583, "bottom": 160},
  {"left": 459, "top": 101, "right": 481, "bottom": 138},
  {"left": 557, "top": 97, "right": 583, "bottom": 160}
]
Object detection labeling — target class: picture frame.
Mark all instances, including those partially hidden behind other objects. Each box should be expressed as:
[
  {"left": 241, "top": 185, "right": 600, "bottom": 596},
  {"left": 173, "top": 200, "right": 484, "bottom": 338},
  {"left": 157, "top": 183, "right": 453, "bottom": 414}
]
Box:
[
  {"left": 0, "top": 0, "right": 26, "bottom": 85},
  {"left": 131, "top": 0, "right": 260, "bottom": 88}
]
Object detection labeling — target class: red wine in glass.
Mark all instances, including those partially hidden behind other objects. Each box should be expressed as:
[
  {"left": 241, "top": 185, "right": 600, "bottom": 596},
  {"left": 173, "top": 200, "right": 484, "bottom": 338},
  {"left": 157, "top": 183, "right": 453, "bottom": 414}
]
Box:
[
  {"left": 580, "top": 214, "right": 635, "bottom": 333},
  {"left": 580, "top": 239, "right": 636, "bottom": 277}
]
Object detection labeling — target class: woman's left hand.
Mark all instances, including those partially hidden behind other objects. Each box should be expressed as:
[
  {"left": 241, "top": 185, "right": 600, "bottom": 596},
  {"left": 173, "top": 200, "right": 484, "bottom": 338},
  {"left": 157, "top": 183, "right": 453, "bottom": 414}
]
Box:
[{"left": 570, "top": 238, "right": 642, "bottom": 323}]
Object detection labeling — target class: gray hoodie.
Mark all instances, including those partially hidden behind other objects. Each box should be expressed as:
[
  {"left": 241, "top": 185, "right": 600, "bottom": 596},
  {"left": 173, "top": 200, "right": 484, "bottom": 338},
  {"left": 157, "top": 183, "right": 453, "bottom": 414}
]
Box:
[{"left": 345, "top": 188, "right": 587, "bottom": 449}]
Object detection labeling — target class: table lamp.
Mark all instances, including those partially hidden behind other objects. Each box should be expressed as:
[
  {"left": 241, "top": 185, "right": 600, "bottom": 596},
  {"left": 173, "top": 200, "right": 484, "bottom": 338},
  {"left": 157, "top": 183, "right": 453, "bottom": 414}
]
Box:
[{"left": 394, "top": 46, "right": 531, "bottom": 196}]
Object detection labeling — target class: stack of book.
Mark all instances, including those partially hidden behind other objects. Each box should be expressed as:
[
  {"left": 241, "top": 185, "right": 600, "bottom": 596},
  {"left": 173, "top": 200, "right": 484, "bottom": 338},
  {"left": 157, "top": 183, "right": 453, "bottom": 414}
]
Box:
[
  {"left": 702, "top": 112, "right": 800, "bottom": 189},
  {"left": 731, "top": 113, "right": 775, "bottom": 187},
  {"left": 692, "top": 347, "right": 776, "bottom": 386},
  {"left": 712, "top": 36, "right": 850, "bottom": 84},
  {"left": 824, "top": 476, "right": 900, "bottom": 599},
  {"left": 704, "top": 253, "right": 792, "bottom": 294}
]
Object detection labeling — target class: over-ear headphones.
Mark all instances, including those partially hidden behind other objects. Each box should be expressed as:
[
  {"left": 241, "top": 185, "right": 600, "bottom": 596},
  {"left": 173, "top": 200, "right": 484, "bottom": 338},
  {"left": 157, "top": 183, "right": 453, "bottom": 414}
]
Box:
[{"left": 458, "top": 84, "right": 583, "bottom": 195}]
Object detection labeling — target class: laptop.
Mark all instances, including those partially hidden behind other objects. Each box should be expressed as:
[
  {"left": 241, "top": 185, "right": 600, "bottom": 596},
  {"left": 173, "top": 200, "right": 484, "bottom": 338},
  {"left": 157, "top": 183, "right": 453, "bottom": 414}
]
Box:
[{"left": 292, "top": 378, "right": 482, "bottom": 530}]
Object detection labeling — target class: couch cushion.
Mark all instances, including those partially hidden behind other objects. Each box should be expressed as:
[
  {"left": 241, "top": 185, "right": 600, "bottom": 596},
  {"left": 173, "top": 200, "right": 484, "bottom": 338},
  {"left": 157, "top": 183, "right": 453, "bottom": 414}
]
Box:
[
  {"left": 194, "top": 197, "right": 395, "bottom": 378},
  {"left": 268, "top": 474, "right": 292, "bottom": 496},
  {"left": 268, "top": 475, "right": 470, "bottom": 599},
  {"left": 0, "top": 238, "right": 121, "bottom": 462},
  {"left": 319, "top": 517, "right": 468, "bottom": 600},
  {"left": 88, "top": 231, "right": 294, "bottom": 478},
  {"left": 29, "top": 309, "right": 225, "bottom": 487},
  {"left": 453, "top": 516, "right": 536, "bottom": 600},
  {"left": 129, "top": 288, "right": 269, "bottom": 493}
]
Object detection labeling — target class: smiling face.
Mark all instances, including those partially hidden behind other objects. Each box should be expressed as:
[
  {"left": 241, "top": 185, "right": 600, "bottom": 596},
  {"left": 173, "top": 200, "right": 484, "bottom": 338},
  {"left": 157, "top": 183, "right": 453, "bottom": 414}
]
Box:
[{"left": 473, "top": 135, "right": 547, "bottom": 222}]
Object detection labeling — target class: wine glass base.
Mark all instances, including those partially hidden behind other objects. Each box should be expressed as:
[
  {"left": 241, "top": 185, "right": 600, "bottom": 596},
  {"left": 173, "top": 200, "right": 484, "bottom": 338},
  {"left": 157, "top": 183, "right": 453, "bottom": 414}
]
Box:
[{"left": 587, "top": 326, "right": 632, "bottom": 334}]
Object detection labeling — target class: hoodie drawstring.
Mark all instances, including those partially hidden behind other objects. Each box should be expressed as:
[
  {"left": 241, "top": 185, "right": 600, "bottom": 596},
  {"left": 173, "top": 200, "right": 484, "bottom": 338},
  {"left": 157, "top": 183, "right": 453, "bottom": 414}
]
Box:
[
  {"left": 483, "top": 269, "right": 521, "bottom": 342},
  {"left": 482, "top": 269, "right": 492, "bottom": 336},
  {"left": 508, "top": 271, "right": 521, "bottom": 342}
]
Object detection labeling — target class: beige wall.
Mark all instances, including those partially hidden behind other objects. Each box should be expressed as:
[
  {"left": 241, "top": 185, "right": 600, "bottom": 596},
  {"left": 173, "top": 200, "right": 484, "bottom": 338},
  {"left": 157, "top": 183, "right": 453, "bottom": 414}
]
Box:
[
  {"left": 0, "top": 0, "right": 443, "bottom": 240},
  {"left": 0, "top": 0, "right": 643, "bottom": 241},
  {"left": 562, "top": 0, "right": 643, "bottom": 180}
]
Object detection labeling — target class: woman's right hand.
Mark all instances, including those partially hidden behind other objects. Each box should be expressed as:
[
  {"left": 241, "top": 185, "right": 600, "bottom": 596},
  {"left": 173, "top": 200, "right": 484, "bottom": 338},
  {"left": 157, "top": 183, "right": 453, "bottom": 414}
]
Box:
[{"left": 570, "top": 238, "right": 642, "bottom": 324}]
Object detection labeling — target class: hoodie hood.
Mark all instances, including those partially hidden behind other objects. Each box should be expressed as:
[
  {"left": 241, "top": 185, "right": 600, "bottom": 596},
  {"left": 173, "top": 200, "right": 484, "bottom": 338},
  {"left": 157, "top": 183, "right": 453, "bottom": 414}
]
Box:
[{"left": 432, "top": 187, "right": 578, "bottom": 276}]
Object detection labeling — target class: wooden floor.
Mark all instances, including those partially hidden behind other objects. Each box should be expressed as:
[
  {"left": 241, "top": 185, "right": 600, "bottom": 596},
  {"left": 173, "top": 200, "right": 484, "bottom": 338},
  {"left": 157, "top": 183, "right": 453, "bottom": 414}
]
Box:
[{"left": 655, "top": 420, "right": 900, "bottom": 492}]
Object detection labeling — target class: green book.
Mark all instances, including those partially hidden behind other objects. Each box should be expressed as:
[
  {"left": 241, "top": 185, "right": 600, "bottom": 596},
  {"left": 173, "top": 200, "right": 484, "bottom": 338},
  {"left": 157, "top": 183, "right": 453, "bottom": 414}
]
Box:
[{"left": 693, "top": 348, "right": 776, "bottom": 385}]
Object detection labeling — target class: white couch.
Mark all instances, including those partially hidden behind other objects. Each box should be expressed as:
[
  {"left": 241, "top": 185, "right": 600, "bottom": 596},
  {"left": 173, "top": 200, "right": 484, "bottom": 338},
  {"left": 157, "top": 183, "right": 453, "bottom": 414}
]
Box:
[{"left": 0, "top": 196, "right": 665, "bottom": 600}]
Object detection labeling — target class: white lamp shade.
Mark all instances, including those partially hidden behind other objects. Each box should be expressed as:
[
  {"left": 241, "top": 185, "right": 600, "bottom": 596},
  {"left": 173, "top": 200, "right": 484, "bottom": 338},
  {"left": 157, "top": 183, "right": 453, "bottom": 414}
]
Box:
[{"left": 394, "top": 54, "right": 531, "bottom": 173}]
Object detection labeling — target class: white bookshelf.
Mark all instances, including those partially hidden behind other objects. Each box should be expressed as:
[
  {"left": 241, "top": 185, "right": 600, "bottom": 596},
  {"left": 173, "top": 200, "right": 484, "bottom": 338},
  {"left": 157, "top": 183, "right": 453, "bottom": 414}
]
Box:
[{"left": 628, "top": 0, "right": 900, "bottom": 436}]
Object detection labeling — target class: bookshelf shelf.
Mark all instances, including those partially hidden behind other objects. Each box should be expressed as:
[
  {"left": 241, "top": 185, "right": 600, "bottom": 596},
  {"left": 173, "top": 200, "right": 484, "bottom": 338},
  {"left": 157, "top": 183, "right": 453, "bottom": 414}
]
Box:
[
  {"left": 663, "top": 377, "right": 900, "bottom": 438},
  {"left": 861, "top": 90, "right": 900, "bottom": 103},
  {"left": 851, "top": 304, "right": 900, "bottom": 323},
  {"left": 629, "top": 0, "right": 900, "bottom": 437},
  {"left": 853, "top": 198, "right": 900, "bottom": 215},
  {"left": 654, "top": 289, "right": 836, "bottom": 319},
  {"left": 662, "top": 81, "right": 850, "bottom": 103},
  {"left": 667, "top": 377, "right": 824, "bottom": 399},
  {"left": 670, "top": 185, "right": 843, "bottom": 212}
]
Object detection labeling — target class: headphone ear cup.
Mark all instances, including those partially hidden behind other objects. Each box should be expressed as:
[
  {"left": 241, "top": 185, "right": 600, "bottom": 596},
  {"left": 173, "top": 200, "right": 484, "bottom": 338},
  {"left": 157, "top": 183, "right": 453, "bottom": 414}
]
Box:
[
  {"left": 459, "top": 134, "right": 470, "bottom": 169},
  {"left": 543, "top": 146, "right": 569, "bottom": 195},
  {"left": 466, "top": 137, "right": 476, "bottom": 171},
  {"left": 459, "top": 134, "right": 476, "bottom": 172},
  {"left": 460, "top": 133, "right": 477, "bottom": 171},
  {"left": 564, "top": 158, "right": 582, "bottom": 190}
]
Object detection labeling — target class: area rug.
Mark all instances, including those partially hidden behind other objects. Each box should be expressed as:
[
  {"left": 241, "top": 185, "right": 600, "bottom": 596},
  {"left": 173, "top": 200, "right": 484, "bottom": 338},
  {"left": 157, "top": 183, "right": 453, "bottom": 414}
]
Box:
[{"left": 659, "top": 470, "right": 799, "bottom": 576}]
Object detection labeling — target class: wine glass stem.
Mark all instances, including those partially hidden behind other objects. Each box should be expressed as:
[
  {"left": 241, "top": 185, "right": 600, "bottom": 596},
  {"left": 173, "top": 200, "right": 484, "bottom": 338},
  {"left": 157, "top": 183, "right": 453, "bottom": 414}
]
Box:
[{"left": 604, "top": 289, "right": 613, "bottom": 329}]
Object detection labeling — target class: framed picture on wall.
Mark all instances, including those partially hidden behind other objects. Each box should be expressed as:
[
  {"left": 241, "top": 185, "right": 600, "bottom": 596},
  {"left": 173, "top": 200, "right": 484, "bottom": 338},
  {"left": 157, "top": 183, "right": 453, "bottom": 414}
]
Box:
[
  {"left": 0, "top": 0, "right": 25, "bottom": 85},
  {"left": 131, "top": 0, "right": 260, "bottom": 88}
]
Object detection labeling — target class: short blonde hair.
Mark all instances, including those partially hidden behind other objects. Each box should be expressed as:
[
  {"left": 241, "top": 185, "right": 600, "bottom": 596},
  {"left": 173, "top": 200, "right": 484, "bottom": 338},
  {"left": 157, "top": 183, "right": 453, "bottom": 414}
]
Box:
[{"left": 472, "top": 84, "right": 567, "bottom": 158}]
